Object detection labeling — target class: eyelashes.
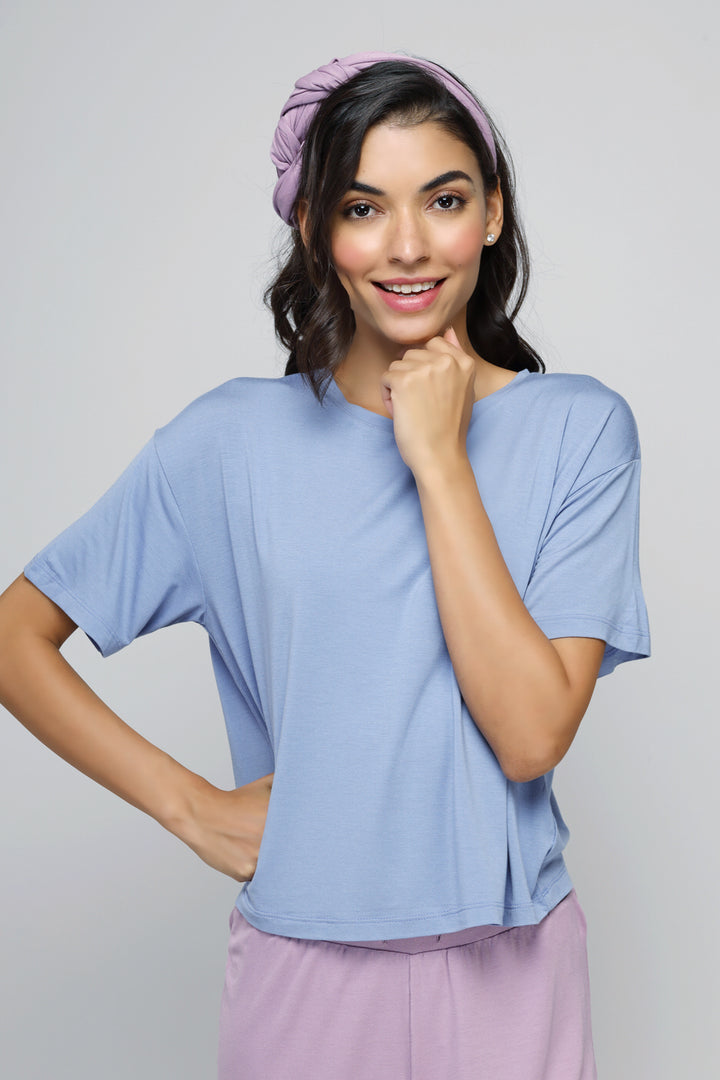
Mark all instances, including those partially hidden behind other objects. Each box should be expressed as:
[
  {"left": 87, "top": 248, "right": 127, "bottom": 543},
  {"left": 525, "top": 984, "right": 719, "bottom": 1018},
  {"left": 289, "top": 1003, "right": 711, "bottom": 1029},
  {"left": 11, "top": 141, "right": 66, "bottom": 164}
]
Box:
[{"left": 341, "top": 193, "right": 468, "bottom": 220}]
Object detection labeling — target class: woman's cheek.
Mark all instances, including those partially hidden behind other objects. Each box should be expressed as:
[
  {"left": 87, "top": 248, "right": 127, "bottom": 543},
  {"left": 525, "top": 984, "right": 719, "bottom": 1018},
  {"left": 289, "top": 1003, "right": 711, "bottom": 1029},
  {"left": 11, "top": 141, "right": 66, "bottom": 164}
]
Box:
[
  {"left": 331, "top": 232, "right": 375, "bottom": 276},
  {"left": 445, "top": 222, "right": 486, "bottom": 268}
]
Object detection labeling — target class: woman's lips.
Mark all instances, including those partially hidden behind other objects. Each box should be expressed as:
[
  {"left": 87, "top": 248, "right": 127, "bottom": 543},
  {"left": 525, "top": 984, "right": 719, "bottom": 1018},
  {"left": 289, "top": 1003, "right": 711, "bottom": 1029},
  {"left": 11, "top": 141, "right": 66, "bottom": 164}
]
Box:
[{"left": 372, "top": 280, "right": 445, "bottom": 311}]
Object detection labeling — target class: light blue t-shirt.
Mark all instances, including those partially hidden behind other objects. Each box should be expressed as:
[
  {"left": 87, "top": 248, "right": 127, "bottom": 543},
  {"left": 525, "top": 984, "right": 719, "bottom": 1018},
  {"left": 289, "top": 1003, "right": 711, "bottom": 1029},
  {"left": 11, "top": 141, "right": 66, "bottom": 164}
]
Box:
[{"left": 25, "top": 368, "right": 650, "bottom": 940}]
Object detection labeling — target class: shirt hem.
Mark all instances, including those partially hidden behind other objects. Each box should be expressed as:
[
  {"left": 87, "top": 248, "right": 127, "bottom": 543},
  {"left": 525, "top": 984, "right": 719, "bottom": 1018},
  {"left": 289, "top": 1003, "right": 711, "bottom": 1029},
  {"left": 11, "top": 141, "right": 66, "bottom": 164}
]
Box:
[{"left": 234, "top": 870, "right": 573, "bottom": 941}]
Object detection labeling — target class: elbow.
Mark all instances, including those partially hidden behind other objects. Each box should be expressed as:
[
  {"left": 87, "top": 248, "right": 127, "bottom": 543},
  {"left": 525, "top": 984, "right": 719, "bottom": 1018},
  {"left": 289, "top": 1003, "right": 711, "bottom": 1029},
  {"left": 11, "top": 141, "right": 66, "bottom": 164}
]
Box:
[
  {"left": 496, "top": 738, "right": 567, "bottom": 784},
  {"left": 465, "top": 692, "right": 584, "bottom": 784},
  {"left": 501, "top": 761, "right": 554, "bottom": 784}
]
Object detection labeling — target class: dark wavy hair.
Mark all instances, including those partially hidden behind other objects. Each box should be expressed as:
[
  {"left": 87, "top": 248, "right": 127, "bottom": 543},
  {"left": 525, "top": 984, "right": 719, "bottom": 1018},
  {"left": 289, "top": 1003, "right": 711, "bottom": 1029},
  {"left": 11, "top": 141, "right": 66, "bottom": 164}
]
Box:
[{"left": 264, "top": 58, "right": 544, "bottom": 402}]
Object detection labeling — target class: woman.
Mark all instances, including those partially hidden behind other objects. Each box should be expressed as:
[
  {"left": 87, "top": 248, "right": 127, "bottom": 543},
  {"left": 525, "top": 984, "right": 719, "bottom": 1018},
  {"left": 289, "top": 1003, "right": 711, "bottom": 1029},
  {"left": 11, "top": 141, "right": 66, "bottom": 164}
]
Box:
[{"left": 0, "top": 52, "right": 650, "bottom": 1079}]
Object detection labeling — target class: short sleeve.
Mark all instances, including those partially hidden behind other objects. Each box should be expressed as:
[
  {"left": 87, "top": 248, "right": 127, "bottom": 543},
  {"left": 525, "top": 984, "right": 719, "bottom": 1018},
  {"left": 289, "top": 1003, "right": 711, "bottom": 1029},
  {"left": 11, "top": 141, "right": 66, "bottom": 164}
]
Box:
[
  {"left": 522, "top": 395, "right": 651, "bottom": 677},
  {"left": 23, "top": 435, "right": 206, "bottom": 657}
]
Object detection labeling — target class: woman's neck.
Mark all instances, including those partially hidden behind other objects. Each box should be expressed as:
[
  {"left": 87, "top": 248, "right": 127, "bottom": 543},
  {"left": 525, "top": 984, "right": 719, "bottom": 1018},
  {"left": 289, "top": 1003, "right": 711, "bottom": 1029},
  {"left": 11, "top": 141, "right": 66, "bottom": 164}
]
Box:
[{"left": 332, "top": 328, "right": 515, "bottom": 417}]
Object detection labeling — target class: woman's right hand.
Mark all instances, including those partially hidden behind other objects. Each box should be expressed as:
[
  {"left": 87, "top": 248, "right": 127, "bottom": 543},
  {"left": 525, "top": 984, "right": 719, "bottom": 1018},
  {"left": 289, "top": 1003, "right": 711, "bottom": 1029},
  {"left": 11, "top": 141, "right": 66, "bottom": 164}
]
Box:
[
  {"left": 173, "top": 772, "right": 274, "bottom": 882},
  {"left": 0, "top": 575, "right": 274, "bottom": 884}
]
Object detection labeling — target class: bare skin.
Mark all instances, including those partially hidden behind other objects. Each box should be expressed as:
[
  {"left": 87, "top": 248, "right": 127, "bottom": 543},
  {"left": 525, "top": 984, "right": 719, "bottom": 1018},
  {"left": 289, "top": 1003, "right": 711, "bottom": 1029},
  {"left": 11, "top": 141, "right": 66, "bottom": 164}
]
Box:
[{"left": 0, "top": 573, "right": 272, "bottom": 881}]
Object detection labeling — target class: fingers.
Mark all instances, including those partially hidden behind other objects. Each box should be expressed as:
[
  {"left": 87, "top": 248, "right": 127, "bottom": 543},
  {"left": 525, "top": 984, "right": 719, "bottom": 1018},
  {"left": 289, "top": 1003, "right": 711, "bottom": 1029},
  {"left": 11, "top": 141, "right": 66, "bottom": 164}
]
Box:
[
  {"left": 421, "top": 330, "right": 467, "bottom": 357},
  {"left": 182, "top": 775, "right": 274, "bottom": 882},
  {"left": 396, "top": 331, "right": 467, "bottom": 368}
]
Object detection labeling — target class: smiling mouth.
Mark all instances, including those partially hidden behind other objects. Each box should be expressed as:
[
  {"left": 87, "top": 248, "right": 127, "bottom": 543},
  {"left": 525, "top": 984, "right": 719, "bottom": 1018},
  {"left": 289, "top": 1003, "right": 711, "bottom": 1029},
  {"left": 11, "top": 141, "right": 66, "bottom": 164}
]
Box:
[{"left": 375, "top": 279, "right": 445, "bottom": 294}]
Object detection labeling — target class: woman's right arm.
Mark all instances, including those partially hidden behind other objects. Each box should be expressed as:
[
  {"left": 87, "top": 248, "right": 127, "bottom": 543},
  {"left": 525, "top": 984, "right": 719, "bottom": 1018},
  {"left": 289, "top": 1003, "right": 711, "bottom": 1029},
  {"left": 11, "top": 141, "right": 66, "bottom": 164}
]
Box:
[{"left": 0, "top": 573, "right": 272, "bottom": 881}]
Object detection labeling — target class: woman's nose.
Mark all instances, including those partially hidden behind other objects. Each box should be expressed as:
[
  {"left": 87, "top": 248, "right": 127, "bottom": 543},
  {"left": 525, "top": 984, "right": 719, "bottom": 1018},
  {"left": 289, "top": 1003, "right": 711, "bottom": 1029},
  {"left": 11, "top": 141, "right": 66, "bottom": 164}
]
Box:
[{"left": 386, "top": 209, "right": 430, "bottom": 266}]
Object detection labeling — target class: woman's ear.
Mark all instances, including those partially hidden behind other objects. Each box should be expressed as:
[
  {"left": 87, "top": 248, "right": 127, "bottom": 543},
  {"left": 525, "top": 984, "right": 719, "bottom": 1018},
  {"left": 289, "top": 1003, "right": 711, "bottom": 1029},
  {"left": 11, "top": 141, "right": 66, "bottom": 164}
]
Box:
[
  {"left": 296, "top": 199, "right": 310, "bottom": 248},
  {"left": 485, "top": 181, "right": 504, "bottom": 243}
]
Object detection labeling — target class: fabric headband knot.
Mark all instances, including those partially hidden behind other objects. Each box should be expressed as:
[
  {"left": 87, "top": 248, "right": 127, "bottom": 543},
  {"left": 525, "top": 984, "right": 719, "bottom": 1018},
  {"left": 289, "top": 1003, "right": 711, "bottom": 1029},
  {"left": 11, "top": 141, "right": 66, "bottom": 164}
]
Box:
[{"left": 270, "top": 51, "right": 498, "bottom": 228}]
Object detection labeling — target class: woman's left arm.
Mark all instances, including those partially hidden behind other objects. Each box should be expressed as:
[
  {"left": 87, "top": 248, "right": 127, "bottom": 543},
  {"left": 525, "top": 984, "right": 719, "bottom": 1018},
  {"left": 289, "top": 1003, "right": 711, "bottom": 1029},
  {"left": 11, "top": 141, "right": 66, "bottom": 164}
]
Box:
[
  {"left": 414, "top": 456, "right": 604, "bottom": 783},
  {"left": 383, "top": 327, "right": 605, "bottom": 783}
]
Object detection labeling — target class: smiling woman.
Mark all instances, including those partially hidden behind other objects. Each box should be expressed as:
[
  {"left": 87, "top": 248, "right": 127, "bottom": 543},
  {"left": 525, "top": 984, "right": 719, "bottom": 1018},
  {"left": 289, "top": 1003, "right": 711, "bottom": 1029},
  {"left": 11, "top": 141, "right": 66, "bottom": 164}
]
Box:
[
  {"left": 267, "top": 55, "right": 544, "bottom": 405},
  {"left": 318, "top": 123, "right": 500, "bottom": 413},
  {"left": 0, "top": 50, "right": 650, "bottom": 1080}
]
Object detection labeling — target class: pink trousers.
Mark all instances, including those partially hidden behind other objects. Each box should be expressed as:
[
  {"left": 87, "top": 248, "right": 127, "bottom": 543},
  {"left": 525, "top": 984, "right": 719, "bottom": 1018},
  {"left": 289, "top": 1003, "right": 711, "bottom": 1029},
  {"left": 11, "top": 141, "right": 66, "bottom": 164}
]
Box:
[{"left": 218, "top": 889, "right": 597, "bottom": 1079}]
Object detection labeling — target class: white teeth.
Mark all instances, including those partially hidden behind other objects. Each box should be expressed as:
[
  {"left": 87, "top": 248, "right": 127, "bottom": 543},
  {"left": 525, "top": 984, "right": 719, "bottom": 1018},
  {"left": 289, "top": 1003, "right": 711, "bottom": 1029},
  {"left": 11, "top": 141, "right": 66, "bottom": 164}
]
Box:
[{"left": 381, "top": 280, "right": 438, "bottom": 294}]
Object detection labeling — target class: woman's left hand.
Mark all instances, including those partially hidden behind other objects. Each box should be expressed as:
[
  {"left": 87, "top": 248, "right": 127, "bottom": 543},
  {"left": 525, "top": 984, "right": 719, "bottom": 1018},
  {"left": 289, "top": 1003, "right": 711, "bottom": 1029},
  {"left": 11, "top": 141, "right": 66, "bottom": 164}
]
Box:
[{"left": 381, "top": 325, "right": 476, "bottom": 476}]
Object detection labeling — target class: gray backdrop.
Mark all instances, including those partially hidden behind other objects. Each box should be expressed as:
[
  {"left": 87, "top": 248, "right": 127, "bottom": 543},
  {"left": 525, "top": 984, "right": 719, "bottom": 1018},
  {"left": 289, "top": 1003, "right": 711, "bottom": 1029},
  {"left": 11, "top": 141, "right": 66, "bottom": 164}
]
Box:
[{"left": 2, "top": 2, "right": 717, "bottom": 1077}]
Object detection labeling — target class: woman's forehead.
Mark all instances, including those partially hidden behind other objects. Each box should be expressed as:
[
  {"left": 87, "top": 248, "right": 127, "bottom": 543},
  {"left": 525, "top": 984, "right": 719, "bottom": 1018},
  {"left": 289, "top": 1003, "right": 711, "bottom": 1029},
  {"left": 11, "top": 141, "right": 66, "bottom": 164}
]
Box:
[{"left": 353, "top": 121, "right": 480, "bottom": 186}]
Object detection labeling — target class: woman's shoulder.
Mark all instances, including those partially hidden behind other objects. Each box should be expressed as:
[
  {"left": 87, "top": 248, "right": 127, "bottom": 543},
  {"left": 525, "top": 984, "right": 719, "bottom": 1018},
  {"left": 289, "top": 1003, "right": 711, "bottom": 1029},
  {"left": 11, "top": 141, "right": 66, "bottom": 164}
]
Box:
[
  {"left": 154, "top": 374, "right": 306, "bottom": 452},
  {"left": 523, "top": 369, "right": 631, "bottom": 411},
  {"left": 521, "top": 369, "right": 640, "bottom": 453},
  {"left": 171, "top": 373, "right": 301, "bottom": 420}
]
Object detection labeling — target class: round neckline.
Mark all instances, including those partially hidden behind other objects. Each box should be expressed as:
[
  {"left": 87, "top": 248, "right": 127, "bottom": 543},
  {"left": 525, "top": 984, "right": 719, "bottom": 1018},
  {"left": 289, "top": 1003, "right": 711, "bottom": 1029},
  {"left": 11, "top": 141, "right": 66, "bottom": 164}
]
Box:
[{"left": 324, "top": 368, "right": 533, "bottom": 430}]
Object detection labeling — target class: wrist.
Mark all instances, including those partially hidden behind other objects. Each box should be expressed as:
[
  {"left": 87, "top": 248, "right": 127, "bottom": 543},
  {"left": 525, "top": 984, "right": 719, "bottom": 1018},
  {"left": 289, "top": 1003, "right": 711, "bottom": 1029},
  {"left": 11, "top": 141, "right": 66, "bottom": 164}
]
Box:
[
  {"left": 413, "top": 447, "right": 473, "bottom": 494},
  {"left": 153, "top": 758, "right": 214, "bottom": 840}
]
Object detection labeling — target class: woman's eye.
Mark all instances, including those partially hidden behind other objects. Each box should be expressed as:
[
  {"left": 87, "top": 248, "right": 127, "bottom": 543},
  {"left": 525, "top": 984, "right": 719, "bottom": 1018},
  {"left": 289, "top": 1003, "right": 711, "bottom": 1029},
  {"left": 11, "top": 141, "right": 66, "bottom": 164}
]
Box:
[
  {"left": 344, "top": 203, "right": 374, "bottom": 219},
  {"left": 342, "top": 194, "right": 465, "bottom": 218},
  {"left": 434, "top": 193, "right": 465, "bottom": 211}
]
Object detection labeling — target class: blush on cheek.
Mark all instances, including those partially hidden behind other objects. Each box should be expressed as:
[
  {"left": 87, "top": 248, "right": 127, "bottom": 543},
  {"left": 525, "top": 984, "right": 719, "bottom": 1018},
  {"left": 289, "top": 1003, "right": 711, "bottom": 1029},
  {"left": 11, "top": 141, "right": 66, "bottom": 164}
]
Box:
[
  {"left": 331, "top": 235, "right": 372, "bottom": 275},
  {"left": 447, "top": 224, "right": 486, "bottom": 266}
]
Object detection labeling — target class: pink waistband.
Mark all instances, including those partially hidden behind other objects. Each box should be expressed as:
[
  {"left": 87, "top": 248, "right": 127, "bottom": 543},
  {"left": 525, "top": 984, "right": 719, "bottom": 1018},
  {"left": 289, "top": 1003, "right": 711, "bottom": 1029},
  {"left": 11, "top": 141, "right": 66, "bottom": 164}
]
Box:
[
  {"left": 326, "top": 921, "right": 512, "bottom": 954},
  {"left": 325, "top": 892, "right": 576, "bottom": 954}
]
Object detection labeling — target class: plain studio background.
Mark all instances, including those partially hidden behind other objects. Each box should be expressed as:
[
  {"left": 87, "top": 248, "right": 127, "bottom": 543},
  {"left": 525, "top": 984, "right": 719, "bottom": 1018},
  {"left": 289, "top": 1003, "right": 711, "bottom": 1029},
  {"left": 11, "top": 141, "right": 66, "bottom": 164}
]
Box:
[{"left": 1, "top": 2, "right": 717, "bottom": 1077}]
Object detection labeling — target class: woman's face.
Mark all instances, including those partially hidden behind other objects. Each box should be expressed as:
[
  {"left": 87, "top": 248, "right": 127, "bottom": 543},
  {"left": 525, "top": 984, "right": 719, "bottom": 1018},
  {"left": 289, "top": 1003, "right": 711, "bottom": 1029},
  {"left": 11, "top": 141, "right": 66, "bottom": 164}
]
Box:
[{"left": 327, "top": 120, "right": 502, "bottom": 354}]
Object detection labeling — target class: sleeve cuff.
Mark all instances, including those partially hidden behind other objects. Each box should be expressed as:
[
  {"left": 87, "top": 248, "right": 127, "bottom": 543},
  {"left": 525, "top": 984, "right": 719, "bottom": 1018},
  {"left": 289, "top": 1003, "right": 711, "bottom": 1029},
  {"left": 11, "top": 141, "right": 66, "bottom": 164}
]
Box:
[
  {"left": 23, "top": 559, "right": 123, "bottom": 658},
  {"left": 531, "top": 613, "right": 651, "bottom": 677}
]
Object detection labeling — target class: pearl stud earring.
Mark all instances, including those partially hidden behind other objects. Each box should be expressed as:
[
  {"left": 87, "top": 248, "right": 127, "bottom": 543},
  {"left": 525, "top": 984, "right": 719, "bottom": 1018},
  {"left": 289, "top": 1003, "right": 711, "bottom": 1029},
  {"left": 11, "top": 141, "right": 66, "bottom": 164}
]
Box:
[{"left": 486, "top": 233, "right": 496, "bottom": 243}]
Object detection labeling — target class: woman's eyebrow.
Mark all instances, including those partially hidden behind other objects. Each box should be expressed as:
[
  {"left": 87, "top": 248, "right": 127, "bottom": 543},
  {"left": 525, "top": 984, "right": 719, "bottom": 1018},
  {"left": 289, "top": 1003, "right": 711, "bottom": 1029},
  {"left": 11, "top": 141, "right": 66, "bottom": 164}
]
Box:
[{"left": 348, "top": 170, "right": 476, "bottom": 196}]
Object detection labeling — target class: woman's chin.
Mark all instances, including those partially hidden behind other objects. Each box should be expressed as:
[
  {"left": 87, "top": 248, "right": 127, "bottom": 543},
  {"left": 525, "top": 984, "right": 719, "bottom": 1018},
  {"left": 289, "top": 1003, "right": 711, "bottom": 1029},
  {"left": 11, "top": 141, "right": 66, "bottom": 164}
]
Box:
[{"left": 386, "top": 321, "right": 446, "bottom": 348}]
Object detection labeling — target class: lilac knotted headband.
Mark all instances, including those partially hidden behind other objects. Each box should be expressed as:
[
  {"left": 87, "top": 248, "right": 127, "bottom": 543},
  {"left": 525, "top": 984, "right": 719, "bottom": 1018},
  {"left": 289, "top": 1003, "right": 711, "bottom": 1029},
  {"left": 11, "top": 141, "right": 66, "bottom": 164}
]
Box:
[{"left": 270, "top": 51, "right": 497, "bottom": 228}]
